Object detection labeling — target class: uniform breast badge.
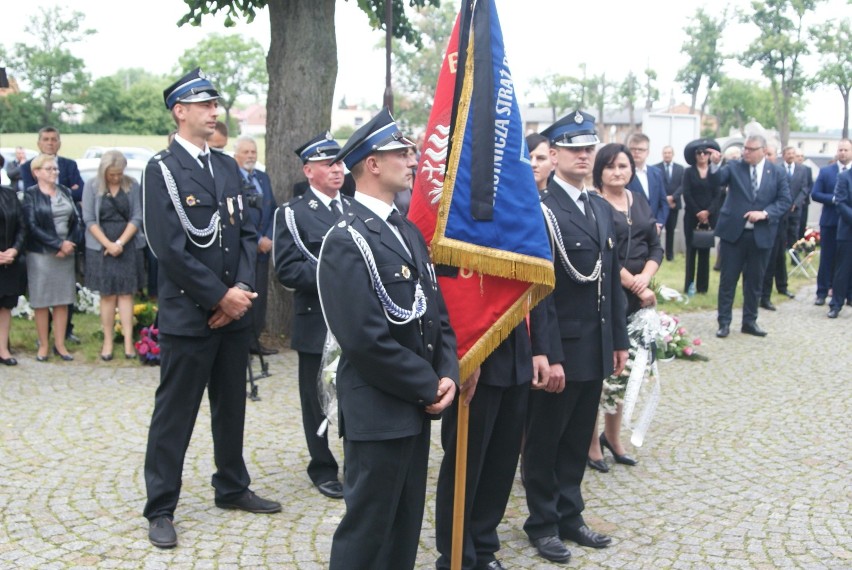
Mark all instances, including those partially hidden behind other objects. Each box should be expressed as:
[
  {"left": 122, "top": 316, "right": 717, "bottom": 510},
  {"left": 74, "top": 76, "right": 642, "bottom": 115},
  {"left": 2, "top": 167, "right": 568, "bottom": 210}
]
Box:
[
  {"left": 186, "top": 195, "right": 197, "bottom": 206},
  {"left": 401, "top": 266, "right": 411, "bottom": 279},
  {"left": 309, "top": 199, "right": 319, "bottom": 210},
  {"left": 227, "top": 197, "right": 235, "bottom": 225},
  {"left": 607, "top": 237, "right": 614, "bottom": 249}
]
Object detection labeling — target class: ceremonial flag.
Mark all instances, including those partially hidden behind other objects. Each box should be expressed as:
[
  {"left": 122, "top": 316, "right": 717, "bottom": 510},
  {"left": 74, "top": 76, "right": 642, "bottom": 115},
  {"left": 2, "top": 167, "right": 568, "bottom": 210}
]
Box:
[{"left": 409, "top": 0, "right": 554, "bottom": 381}]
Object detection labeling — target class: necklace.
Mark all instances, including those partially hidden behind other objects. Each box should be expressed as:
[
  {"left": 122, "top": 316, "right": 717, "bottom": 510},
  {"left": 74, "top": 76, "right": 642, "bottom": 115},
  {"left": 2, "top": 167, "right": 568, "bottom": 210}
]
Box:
[{"left": 605, "top": 189, "right": 632, "bottom": 226}]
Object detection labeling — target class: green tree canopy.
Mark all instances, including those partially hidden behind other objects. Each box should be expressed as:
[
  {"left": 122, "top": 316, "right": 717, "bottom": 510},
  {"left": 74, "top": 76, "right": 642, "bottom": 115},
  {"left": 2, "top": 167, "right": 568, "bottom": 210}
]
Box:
[
  {"left": 708, "top": 77, "right": 804, "bottom": 135},
  {"left": 810, "top": 19, "right": 852, "bottom": 138},
  {"left": 619, "top": 72, "right": 640, "bottom": 129},
  {"left": 390, "top": 2, "right": 456, "bottom": 130},
  {"left": 10, "top": 6, "right": 95, "bottom": 125},
  {"left": 739, "top": 0, "right": 820, "bottom": 145},
  {"left": 676, "top": 8, "right": 726, "bottom": 115},
  {"left": 177, "top": 33, "right": 268, "bottom": 127},
  {"left": 84, "top": 69, "right": 174, "bottom": 135},
  {"left": 529, "top": 73, "right": 585, "bottom": 123}
]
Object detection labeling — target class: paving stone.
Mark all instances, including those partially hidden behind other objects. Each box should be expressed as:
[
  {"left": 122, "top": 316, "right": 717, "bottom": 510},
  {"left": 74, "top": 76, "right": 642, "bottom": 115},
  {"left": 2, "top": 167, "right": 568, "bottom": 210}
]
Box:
[{"left": 1, "top": 284, "right": 850, "bottom": 568}]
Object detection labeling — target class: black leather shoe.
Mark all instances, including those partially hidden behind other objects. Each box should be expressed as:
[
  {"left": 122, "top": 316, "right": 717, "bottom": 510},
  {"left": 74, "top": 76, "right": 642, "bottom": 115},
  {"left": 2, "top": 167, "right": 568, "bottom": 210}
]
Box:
[
  {"left": 316, "top": 480, "right": 344, "bottom": 499},
  {"left": 741, "top": 323, "right": 768, "bottom": 337},
  {"left": 530, "top": 536, "right": 571, "bottom": 563},
  {"left": 600, "top": 433, "right": 638, "bottom": 466},
  {"left": 215, "top": 490, "right": 282, "bottom": 513},
  {"left": 815, "top": 296, "right": 826, "bottom": 306},
  {"left": 148, "top": 516, "right": 177, "bottom": 548},
  {"left": 474, "top": 560, "right": 506, "bottom": 570},
  {"left": 53, "top": 346, "right": 74, "bottom": 361},
  {"left": 559, "top": 525, "right": 612, "bottom": 549},
  {"left": 759, "top": 299, "right": 776, "bottom": 311},
  {"left": 716, "top": 325, "right": 730, "bottom": 338},
  {"left": 100, "top": 353, "right": 114, "bottom": 362},
  {"left": 0, "top": 356, "right": 18, "bottom": 366},
  {"left": 587, "top": 457, "right": 609, "bottom": 473},
  {"left": 65, "top": 333, "right": 82, "bottom": 345},
  {"left": 827, "top": 308, "right": 840, "bottom": 318},
  {"left": 779, "top": 290, "right": 795, "bottom": 299}
]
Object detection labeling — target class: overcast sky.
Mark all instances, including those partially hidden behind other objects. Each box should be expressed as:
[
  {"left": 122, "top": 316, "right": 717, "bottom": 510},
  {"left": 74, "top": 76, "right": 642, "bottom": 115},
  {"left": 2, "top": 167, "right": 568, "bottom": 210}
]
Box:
[{"left": 2, "top": 0, "right": 848, "bottom": 132}]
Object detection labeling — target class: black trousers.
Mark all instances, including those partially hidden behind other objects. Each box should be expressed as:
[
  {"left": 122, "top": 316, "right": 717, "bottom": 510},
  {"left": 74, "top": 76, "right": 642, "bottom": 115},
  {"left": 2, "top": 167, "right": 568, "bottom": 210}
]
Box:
[
  {"left": 761, "top": 215, "right": 789, "bottom": 300},
  {"left": 817, "top": 224, "right": 838, "bottom": 299},
  {"left": 144, "top": 329, "right": 252, "bottom": 520},
  {"left": 683, "top": 212, "right": 711, "bottom": 293},
  {"left": 664, "top": 208, "right": 678, "bottom": 261},
  {"left": 523, "top": 378, "right": 603, "bottom": 540},
  {"left": 329, "top": 426, "right": 431, "bottom": 570},
  {"left": 717, "top": 231, "right": 772, "bottom": 327},
  {"left": 829, "top": 239, "right": 852, "bottom": 311},
  {"left": 298, "top": 352, "right": 339, "bottom": 485},
  {"left": 435, "top": 383, "right": 529, "bottom": 569}
]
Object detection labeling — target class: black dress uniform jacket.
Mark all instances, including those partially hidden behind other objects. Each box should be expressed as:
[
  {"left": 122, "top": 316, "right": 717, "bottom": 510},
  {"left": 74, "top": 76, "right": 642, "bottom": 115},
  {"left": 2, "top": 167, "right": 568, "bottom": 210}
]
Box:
[
  {"left": 143, "top": 143, "right": 257, "bottom": 336},
  {"left": 539, "top": 182, "right": 629, "bottom": 380},
  {"left": 317, "top": 199, "right": 458, "bottom": 441},
  {"left": 273, "top": 192, "right": 349, "bottom": 354}
]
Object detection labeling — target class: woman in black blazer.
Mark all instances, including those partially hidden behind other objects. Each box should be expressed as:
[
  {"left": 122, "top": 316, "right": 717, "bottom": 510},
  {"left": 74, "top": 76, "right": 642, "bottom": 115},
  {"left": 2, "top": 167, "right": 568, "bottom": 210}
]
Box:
[{"left": 0, "top": 183, "right": 27, "bottom": 365}]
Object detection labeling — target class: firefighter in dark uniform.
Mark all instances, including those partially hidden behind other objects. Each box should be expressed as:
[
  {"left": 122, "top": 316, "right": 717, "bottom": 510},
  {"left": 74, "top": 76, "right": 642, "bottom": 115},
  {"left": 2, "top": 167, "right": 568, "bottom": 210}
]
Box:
[
  {"left": 317, "top": 109, "right": 459, "bottom": 570},
  {"left": 273, "top": 132, "right": 348, "bottom": 499},
  {"left": 143, "top": 68, "right": 281, "bottom": 549},
  {"left": 522, "top": 111, "right": 629, "bottom": 565}
]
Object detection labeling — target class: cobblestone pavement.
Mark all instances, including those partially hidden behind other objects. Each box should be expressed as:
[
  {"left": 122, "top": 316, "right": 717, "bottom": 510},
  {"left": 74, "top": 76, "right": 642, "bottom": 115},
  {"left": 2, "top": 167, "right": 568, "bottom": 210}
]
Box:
[{"left": 1, "top": 284, "right": 850, "bottom": 569}]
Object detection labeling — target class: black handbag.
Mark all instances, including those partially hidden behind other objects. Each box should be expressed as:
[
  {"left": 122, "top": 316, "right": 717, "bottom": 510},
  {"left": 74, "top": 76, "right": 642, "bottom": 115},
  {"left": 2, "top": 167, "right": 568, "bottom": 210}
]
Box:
[{"left": 692, "top": 224, "right": 715, "bottom": 249}]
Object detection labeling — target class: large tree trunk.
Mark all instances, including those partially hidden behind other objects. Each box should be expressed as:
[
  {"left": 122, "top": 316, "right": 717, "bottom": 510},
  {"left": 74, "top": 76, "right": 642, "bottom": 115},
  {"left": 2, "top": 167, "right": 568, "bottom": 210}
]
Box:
[
  {"left": 264, "top": 0, "right": 338, "bottom": 342},
  {"left": 841, "top": 87, "right": 850, "bottom": 140}
]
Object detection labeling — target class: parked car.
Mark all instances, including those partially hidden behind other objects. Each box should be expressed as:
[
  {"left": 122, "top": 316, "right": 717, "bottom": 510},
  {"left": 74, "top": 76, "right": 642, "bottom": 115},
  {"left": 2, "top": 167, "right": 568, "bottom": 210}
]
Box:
[
  {"left": 82, "top": 146, "right": 155, "bottom": 162},
  {"left": 76, "top": 158, "right": 148, "bottom": 187}
]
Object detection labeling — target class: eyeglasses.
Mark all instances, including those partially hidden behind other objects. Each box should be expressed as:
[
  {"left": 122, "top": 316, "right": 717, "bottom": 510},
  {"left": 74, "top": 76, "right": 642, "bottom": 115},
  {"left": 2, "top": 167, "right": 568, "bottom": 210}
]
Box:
[
  {"left": 743, "top": 146, "right": 764, "bottom": 152},
  {"left": 696, "top": 150, "right": 711, "bottom": 156}
]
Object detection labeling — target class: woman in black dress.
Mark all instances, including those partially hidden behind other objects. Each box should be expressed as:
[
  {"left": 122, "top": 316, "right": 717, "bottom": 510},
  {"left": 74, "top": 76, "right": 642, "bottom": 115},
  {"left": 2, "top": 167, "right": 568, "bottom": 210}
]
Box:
[
  {"left": 0, "top": 183, "right": 27, "bottom": 365},
  {"left": 587, "top": 143, "right": 664, "bottom": 471},
  {"left": 681, "top": 139, "right": 722, "bottom": 294},
  {"left": 82, "top": 150, "right": 143, "bottom": 360}
]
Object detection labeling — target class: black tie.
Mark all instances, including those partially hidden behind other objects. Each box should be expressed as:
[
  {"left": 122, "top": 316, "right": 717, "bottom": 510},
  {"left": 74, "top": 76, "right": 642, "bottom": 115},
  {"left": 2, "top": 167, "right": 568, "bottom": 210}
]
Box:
[
  {"left": 387, "top": 209, "right": 414, "bottom": 256},
  {"left": 751, "top": 165, "right": 758, "bottom": 194},
  {"left": 329, "top": 198, "right": 342, "bottom": 216},
  {"left": 578, "top": 192, "right": 595, "bottom": 225},
  {"left": 199, "top": 153, "right": 214, "bottom": 181}
]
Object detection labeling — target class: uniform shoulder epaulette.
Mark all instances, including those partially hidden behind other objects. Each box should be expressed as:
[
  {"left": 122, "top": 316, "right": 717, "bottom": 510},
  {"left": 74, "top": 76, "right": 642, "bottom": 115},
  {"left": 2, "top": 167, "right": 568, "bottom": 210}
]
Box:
[
  {"left": 284, "top": 194, "right": 305, "bottom": 209},
  {"left": 152, "top": 149, "right": 171, "bottom": 161},
  {"left": 210, "top": 147, "right": 225, "bottom": 155},
  {"left": 588, "top": 192, "right": 605, "bottom": 202}
]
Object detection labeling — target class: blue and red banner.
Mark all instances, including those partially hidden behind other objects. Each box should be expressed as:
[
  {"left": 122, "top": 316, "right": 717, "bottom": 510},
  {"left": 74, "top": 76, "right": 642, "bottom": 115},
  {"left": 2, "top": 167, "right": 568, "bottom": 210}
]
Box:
[{"left": 409, "top": 0, "right": 554, "bottom": 378}]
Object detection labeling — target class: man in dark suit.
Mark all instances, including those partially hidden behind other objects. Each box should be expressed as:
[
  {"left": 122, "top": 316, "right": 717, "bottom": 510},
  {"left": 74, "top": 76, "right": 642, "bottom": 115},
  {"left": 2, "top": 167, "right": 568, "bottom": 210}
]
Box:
[
  {"left": 434, "top": 307, "right": 552, "bottom": 569},
  {"left": 317, "top": 109, "right": 458, "bottom": 570},
  {"left": 654, "top": 145, "right": 685, "bottom": 260},
  {"left": 5, "top": 147, "right": 28, "bottom": 192},
  {"left": 273, "top": 131, "right": 347, "bottom": 500},
  {"left": 233, "top": 135, "right": 278, "bottom": 355},
  {"left": 20, "top": 127, "right": 84, "bottom": 201},
  {"left": 783, "top": 146, "right": 812, "bottom": 250},
  {"left": 523, "top": 111, "right": 628, "bottom": 565},
  {"left": 142, "top": 69, "right": 281, "bottom": 549},
  {"left": 794, "top": 149, "right": 813, "bottom": 239},
  {"left": 708, "top": 134, "right": 792, "bottom": 338},
  {"left": 812, "top": 139, "right": 851, "bottom": 305},
  {"left": 760, "top": 146, "right": 810, "bottom": 308},
  {"left": 828, "top": 168, "right": 852, "bottom": 318},
  {"left": 627, "top": 133, "right": 669, "bottom": 230}
]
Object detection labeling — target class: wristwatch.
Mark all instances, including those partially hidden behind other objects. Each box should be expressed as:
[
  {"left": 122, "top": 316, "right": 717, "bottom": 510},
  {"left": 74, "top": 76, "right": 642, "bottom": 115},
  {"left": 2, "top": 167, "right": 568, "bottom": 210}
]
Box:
[
  {"left": 235, "top": 282, "right": 253, "bottom": 292},
  {"left": 115, "top": 239, "right": 123, "bottom": 247}
]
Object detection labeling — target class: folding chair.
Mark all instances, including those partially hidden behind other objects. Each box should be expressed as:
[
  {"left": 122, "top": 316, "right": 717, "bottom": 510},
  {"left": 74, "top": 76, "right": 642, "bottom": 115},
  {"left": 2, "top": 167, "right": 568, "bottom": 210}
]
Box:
[{"left": 788, "top": 248, "right": 817, "bottom": 278}]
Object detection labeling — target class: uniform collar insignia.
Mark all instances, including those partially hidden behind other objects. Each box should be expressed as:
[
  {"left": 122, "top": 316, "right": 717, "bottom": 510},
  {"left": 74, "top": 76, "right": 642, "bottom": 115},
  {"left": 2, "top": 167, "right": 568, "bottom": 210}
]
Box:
[{"left": 308, "top": 199, "right": 319, "bottom": 210}]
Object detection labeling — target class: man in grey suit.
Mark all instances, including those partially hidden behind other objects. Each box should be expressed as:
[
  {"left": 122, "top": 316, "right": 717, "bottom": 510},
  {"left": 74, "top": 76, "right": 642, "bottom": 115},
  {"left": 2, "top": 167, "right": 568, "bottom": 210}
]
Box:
[
  {"left": 708, "top": 135, "right": 791, "bottom": 338},
  {"left": 654, "top": 145, "right": 685, "bottom": 261}
]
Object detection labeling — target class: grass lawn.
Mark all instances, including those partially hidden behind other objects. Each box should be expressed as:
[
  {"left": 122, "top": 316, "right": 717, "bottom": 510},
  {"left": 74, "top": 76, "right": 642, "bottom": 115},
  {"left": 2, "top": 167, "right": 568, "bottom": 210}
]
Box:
[
  {"left": 1, "top": 133, "right": 268, "bottom": 162},
  {"left": 654, "top": 249, "right": 818, "bottom": 313}
]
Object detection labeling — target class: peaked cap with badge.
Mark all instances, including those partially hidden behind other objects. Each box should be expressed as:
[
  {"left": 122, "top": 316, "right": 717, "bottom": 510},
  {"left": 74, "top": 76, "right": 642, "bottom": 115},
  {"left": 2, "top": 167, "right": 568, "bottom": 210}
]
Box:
[
  {"left": 541, "top": 110, "right": 600, "bottom": 148},
  {"left": 163, "top": 67, "right": 220, "bottom": 110},
  {"left": 295, "top": 132, "right": 342, "bottom": 164},
  {"left": 333, "top": 108, "right": 415, "bottom": 170}
]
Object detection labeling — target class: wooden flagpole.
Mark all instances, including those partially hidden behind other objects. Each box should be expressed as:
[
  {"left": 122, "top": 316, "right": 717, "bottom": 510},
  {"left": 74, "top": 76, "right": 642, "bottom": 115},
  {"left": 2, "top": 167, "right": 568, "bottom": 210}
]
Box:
[{"left": 450, "top": 397, "right": 470, "bottom": 570}]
